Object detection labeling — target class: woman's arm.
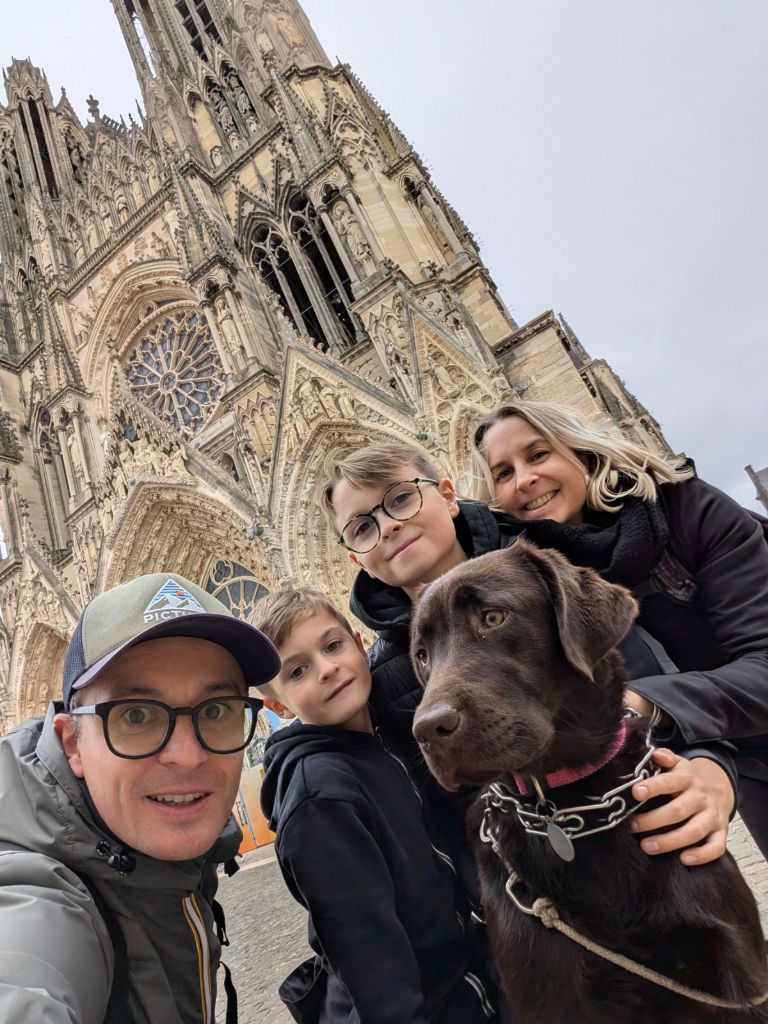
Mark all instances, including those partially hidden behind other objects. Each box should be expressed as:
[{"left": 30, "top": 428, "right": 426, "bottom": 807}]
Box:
[{"left": 628, "top": 478, "right": 768, "bottom": 745}]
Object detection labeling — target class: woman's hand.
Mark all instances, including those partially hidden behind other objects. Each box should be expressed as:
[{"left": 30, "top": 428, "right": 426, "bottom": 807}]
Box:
[{"left": 630, "top": 749, "right": 735, "bottom": 866}]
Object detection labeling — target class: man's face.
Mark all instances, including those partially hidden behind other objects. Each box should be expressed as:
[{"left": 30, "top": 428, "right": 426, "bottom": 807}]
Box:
[
  {"left": 332, "top": 465, "right": 466, "bottom": 595},
  {"left": 55, "top": 636, "right": 247, "bottom": 862}
]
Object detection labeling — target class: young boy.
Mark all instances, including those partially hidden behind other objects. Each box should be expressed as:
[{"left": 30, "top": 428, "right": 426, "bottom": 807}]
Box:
[
  {"left": 251, "top": 588, "right": 497, "bottom": 1024},
  {"left": 321, "top": 441, "right": 521, "bottom": 764}
]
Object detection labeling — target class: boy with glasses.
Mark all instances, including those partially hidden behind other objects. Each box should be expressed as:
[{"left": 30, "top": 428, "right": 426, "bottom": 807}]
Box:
[
  {"left": 322, "top": 441, "right": 521, "bottom": 768},
  {"left": 0, "top": 572, "right": 278, "bottom": 1024}
]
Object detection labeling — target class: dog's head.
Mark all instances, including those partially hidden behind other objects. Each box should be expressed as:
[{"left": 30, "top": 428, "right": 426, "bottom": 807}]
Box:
[{"left": 410, "top": 540, "right": 638, "bottom": 791}]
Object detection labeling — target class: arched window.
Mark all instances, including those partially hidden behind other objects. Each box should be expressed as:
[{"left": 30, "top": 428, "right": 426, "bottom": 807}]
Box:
[
  {"left": 248, "top": 192, "right": 360, "bottom": 352},
  {"left": 204, "top": 558, "right": 268, "bottom": 619},
  {"left": 249, "top": 222, "right": 328, "bottom": 348},
  {"left": 286, "top": 192, "right": 356, "bottom": 347},
  {"left": 0, "top": 134, "right": 25, "bottom": 235},
  {"left": 123, "top": 308, "right": 224, "bottom": 435}
]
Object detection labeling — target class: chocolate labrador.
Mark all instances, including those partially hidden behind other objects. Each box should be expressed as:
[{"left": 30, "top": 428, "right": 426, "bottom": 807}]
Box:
[{"left": 411, "top": 541, "right": 768, "bottom": 1024}]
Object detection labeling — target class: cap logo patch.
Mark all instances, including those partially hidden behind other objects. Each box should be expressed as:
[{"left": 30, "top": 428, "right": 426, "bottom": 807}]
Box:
[{"left": 143, "top": 578, "right": 207, "bottom": 623}]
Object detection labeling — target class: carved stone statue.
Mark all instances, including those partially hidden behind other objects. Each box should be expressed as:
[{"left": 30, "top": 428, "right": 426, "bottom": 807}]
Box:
[
  {"left": 150, "top": 231, "right": 171, "bottom": 259},
  {"left": 214, "top": 295, "right": 247, "bottom": 373},
  {"left": 419, "top": 195, "right": 453, "bottom": 256},
  {"left": 428, "top": 356, "right": 460, "bottom": 398},
  {"left": 336, "top": 385, "right": 356, "bottom": 419},
  {"left": 317, "top": 381, "right": 339, "bottom": 418},
  {"left": 333, "top": 201, "right": 375, "bottom": 274},
  {"left": 67, "top": 427, "right": 87, "bottom": 493},
  {"left": 270, "top": 4, "right": 305, "bottom": 48},
  {"left": 115, "top": 186, "right": 130, "bottom": 221}
]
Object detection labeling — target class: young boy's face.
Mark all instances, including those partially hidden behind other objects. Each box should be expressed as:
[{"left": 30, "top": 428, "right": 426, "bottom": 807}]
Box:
[
  {"left": 269, "top": 611, "right": 372, "bottom": 730},
  {"left": 332, "top": 464, "right": 466, "bottom": 595}
]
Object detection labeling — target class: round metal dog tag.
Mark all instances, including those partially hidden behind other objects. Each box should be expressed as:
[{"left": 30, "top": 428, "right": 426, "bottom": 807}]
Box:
[{"left": 546, "top": 822, "right": 575, "bottom": 862}]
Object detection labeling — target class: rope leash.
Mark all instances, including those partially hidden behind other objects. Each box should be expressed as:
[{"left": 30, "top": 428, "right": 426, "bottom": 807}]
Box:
[{"left": 503, "top": 870, "right": 768, "bottom": 1011}]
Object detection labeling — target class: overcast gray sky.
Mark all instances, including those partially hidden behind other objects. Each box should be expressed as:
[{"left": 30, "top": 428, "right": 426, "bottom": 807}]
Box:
[{"left": 3, "top": 0, "right": 766, "bottom": 506}]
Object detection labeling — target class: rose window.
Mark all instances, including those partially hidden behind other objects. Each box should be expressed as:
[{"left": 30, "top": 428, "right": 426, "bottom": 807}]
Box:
[{"left": 124, "top": 310, "right": 224, "bottom": 434}]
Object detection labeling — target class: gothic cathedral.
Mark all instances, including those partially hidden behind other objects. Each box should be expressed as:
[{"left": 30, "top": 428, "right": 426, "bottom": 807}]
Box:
[{"left": 0, "top": 0, "right": 669, "bottom": 730}]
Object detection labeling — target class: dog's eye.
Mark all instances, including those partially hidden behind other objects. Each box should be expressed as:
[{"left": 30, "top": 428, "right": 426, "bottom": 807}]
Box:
[
  {"left": 480, "top": 609, "right": 508, "bottom": 629},
  {"left": 414, "top": 647, "right": 429, "bottom": 666}
]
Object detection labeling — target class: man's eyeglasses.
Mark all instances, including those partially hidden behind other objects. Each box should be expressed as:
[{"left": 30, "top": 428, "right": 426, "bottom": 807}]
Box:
[
  {"left": 70, "top": 695, "right": 263, "bottom": 760},
  {"left": 338, "top": 478, "right": 439, "bottom": 554}
]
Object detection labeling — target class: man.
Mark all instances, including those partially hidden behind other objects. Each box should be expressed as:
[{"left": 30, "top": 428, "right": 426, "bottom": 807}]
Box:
[{"left": 0, "top": 572, "right": 280, "bottom": 1024}]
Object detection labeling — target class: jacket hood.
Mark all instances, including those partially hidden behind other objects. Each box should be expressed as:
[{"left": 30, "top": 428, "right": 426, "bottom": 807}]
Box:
[
  {"left": 349, "top": 500, "right": 514, "bottom": 634},
  {"left": 0, "top": 704, "right": 238, "bottom": 891},
  {"left": 260, "top": 720, "right": 375, "bottom": 830}
]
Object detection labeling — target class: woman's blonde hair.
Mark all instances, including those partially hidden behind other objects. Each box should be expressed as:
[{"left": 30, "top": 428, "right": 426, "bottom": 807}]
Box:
[{"left": 470, "top": 401, "right": 692, "bottom": 513}]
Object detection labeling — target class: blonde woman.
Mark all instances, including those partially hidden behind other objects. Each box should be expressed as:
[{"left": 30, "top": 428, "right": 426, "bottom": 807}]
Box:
[{"left": 471, "top": 401, "right": 768, "bottom": 862}]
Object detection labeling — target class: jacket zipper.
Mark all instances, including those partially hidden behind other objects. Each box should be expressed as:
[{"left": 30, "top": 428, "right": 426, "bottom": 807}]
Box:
[
  {"left": 464, "top": 971, "right": 496, "bottom": 1018},
  {"left": 375, "top": 728, "right": 458, "bottom": 875},
  {"left": 182, "top": 893, "right": 213, "bottom": 1023}
]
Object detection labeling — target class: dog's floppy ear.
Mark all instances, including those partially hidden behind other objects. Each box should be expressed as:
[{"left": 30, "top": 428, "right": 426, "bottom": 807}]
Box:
[{"left": 514, "top": 539, "right": 639, "bottom": 679}]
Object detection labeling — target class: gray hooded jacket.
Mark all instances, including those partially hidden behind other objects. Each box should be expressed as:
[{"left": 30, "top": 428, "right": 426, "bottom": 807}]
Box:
[{"left": 0, "top": 705, "right": 240, "bottom": 1024}]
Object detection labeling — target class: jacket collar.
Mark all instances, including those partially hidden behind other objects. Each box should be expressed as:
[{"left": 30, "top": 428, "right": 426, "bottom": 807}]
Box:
[{"left": 349, "top": 500, "right": 509, "bottom": 634}]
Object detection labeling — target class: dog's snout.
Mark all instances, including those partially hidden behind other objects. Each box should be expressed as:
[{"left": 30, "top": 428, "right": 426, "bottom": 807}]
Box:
[{"left": 413, "top": 702, "right": 461, "bottom": 746}]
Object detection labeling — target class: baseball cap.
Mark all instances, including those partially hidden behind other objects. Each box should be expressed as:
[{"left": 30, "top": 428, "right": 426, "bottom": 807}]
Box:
[{"left": 62, "top": 573, "right": 281, "bottom": 709}]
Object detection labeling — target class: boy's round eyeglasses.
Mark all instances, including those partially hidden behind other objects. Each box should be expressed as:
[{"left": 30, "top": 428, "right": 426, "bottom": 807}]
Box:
[
  {"left": 338, "top": 478, "right": 439, "bottom": 554},
  {"left": 70, "top": 695, "right": 263, "bottom": 759}
]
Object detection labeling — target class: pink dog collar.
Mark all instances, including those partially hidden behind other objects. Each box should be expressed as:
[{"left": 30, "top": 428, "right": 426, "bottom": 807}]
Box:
[{"left": 512, "top": 720, "right": 628, "bottom": 796}]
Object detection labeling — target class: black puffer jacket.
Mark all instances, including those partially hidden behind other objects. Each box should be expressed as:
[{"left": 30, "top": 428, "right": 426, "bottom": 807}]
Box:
[
  {"left": 621, "top": 479, "right": 768, "bottom": 852},
  {"left": 260, "top": 722, "right": 497, "bottom": 1024}
]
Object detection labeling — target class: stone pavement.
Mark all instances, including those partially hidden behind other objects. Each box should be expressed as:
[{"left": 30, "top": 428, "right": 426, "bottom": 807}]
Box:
[{"left": 218, "top": 819, "right": 768, "bottom": 1023}]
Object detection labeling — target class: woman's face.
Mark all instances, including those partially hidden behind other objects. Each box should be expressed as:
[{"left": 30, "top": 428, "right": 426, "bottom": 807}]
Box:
[{"left": 481, "top": 416, "right": 588, "bottom": 524}]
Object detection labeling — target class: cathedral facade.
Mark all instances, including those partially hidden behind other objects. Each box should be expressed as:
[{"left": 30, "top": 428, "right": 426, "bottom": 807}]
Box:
[{"left": 0, "top": 0, "right": 669, "bottom": 731}]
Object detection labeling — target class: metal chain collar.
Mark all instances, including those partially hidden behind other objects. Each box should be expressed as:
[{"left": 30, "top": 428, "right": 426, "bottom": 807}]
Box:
[{"left": 479, "top": 719, "right": 661, "bottom": 862}]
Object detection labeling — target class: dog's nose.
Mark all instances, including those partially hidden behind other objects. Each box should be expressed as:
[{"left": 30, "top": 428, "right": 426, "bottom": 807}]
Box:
[{"left": 413, "top": 702, "right": 461, "bottom": 745}]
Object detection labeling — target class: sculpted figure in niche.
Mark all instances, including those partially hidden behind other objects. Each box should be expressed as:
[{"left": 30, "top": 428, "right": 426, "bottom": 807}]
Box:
[
  {"left": 383, "top": 337, "right": 416, "bottom": 405},
  {"left": 214, "top": 295, "right": 248, "bottom": 373},
  {"left": 419, "top": 194, "right": 453, "bottom": 257},
  {"left": 66, "top": 426, "right": 87, "bottom": 493},
  {"left": 97, "top": 194, "right": 112, "bottom": 232},
  {"left": 270, "top": 3, "right": 305, "bottom": 48},
  {"left": 150, "top": 231, "right": 171, "bottom": 259},
  {"left": 227, "top": 71, "right": 259, "bottom": 131},
  {"left": 428, "top": 356, "right": 460, "bottom": 399},
  {"left": 210, "top": 145, "right": 224, "bottom": 168},
  {"left": 145, "top": 157, "right": 161, "bottom": 193},
  {"left": 66, "top": 135, "right": 85, "bottom": 184},
  {"left": 126, "top": 165, "right": 144, "bottom": 206},
  {"left": 85, "top": 211, "right": 99, "bottom": 251},
  {"left": 317, "top": 380, "right": 339, "bottom": 418},
  {"left": 115, "top": 186, "right": 130, "bottom": 221},
  {"left": 333, "top": 201, "right": 375, "bottom": 274},
  {"left": 298, "top": 378, "right": 322, "bottom": 421},
  {"left": 336, "top": 385, "right": 356, "bottom": 419},
  {"left": 70, "top": 304, "right": 92, "bottom": 346}
]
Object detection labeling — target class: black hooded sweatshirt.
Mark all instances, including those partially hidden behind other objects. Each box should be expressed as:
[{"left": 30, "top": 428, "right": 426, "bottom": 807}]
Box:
[{"left": 260, "top": 721, "right": 496, "bottom": 1024}]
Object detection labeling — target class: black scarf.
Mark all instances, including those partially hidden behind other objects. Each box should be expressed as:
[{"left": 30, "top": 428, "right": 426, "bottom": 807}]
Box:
[{"left": 516, "top": 496, "right": 669, "bottom": 586}]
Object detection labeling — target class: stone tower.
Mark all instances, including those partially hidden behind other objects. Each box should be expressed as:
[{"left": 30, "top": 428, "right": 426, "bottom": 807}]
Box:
[{"left": 0, "top": 0, "right": 668, "bottom": 730}]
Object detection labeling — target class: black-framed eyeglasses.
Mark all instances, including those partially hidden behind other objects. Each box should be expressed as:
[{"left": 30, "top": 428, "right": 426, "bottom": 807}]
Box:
[
  {"left": 70, "top": 695, "right": 263, "bottom": 760},
  {"left": 338, "top": 478, "right": 439, "bottom": 554}
]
